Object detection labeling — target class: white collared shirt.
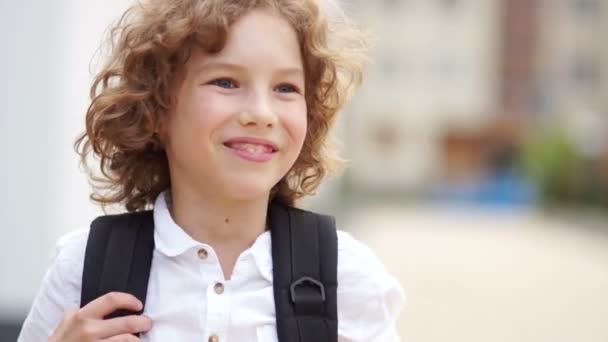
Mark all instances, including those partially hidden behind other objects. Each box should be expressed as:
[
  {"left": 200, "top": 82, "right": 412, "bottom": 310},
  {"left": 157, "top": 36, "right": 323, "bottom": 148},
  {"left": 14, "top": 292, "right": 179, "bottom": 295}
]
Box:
[{"left": 18, "top": 192, "right": 405, "bottom": 341}]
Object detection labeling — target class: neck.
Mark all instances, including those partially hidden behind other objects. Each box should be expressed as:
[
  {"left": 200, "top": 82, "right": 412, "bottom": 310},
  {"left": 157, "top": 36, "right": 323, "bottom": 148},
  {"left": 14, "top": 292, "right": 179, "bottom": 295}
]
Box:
[{"left": 167, "top": 185, "right": 270, "bottom": 248}]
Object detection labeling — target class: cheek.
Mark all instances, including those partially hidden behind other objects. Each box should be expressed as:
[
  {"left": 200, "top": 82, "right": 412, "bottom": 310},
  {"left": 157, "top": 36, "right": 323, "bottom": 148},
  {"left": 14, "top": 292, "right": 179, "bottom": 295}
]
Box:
[
  {"left": 282, "top": 101, "right": 308, "bottom": 148},
  {"left": 179, "top": 91, "right": 233, "bottom": 134}
]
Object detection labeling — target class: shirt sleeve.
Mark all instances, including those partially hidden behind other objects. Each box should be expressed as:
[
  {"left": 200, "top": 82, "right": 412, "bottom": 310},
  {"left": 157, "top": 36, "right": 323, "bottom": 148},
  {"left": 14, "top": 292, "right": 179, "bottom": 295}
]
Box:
[
  {"left": 336, "top": 230, "right": 405, "bottom": 342},
  {"left": 17, "top": 229, "right": 88, "bottom": 342}
]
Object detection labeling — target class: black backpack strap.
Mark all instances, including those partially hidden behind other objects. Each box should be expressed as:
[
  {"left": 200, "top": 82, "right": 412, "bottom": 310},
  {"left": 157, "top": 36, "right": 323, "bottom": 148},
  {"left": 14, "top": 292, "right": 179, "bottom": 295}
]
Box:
[
  {"left": 80, "top": 210, "right": 155, "bottom": 319},
  {"left": 269, "top": 202, "right": 338, "bottom": 342}
]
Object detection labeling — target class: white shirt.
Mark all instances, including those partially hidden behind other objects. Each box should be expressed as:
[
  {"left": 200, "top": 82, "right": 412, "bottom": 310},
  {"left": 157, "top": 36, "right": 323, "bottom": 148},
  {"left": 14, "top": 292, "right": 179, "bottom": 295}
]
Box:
[{"left": 18, "top": 192, "right": 405, "bottom": 341}]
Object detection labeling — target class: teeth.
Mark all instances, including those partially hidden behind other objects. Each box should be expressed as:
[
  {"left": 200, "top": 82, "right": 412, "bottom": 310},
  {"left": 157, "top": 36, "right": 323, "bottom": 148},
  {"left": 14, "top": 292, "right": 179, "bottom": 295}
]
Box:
[{"left": 230, "top": 143, "right": 272, "bottom": 154}]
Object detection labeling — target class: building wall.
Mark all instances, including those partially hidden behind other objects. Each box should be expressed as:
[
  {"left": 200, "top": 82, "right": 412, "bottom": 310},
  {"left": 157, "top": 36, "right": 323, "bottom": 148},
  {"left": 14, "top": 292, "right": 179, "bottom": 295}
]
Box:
[
  {"left": 536, "top": 0, "right": 607, "bottom": 115},
  {"left": 535, "top": 0, "right": 608, "bottom": 156},
  {"left": 345, "top": 0, "right": 501, "bottom": 192}
]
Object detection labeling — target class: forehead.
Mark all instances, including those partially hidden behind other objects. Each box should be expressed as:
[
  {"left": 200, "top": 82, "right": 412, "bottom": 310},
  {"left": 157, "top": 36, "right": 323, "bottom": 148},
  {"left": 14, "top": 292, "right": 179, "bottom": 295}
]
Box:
[{"left": 187, "top": 8, "right": 303, "bottom": 72}]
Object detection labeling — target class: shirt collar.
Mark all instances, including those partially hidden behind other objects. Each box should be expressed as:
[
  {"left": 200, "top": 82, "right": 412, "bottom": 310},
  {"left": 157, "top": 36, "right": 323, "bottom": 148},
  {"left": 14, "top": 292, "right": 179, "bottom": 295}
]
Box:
[
  {"left": 152, "top": 191, "right": 273, "bottom": 281},
  {"left": 153, "top": 191, "right": 201, "bottom": 257}
]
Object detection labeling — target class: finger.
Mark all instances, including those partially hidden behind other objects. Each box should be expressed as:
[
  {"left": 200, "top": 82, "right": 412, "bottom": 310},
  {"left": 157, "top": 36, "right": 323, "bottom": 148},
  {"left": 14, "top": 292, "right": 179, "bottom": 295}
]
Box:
[
  {"left": 101, "top": 333, "right": 143, "bottom": 342},
  {"left": 80, "top": 292, "right": 143, "bottom": 319},
  {"left": 96, "top": 315, "right": 152, "bottom": 339}
]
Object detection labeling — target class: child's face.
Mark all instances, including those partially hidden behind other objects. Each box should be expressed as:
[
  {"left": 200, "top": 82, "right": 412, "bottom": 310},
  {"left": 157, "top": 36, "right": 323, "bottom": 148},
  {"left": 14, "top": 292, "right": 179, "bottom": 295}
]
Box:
[{"left": 162, "top": 8, "right": 307, "bottom": 202}]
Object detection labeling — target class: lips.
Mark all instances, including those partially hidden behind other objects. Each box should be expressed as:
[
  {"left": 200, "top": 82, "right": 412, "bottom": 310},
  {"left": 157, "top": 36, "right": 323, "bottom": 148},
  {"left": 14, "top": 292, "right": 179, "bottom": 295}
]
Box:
[
  {"left": 222, "top": 137, "right": 279, "bottom": 163},
  {"left": 223, "top": 137, "right": 279, "bottom": 153}
]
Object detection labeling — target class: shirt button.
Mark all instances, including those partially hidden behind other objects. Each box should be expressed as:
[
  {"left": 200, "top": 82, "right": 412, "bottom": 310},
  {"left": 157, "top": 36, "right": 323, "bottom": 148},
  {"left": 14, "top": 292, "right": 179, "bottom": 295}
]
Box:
[
  {"left": 208, "top": 334, "right": 219, "bottom": 342},
  {"left": 214, "top": 282, "right": 224, "bottom": 295},
  {"left": 197, "top": 248, "right": 208, "bottom": 260}
]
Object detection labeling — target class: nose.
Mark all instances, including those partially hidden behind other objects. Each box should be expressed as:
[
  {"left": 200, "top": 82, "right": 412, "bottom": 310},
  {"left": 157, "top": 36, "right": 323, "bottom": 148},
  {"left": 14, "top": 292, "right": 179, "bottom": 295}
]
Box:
[{"left": 238, "top": 89, "right": 278, "bottom": 128}]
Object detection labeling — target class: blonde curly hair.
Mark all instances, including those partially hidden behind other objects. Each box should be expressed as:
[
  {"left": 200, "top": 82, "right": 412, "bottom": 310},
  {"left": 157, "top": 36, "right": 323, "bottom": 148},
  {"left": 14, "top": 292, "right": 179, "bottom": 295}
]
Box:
[{"left": 75, "top": 0, "right": 368, "bottom": 211}]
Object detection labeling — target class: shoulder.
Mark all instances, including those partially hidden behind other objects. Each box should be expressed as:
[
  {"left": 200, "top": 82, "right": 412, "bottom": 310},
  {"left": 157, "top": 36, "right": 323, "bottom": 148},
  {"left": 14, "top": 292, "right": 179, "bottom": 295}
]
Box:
[
  {"left": 32, "top": 228, "right": 90, "bottom": 297},
  {"left": 18, "top": 228, "right": 89, "bottom": 341},
  {"left": 336, "top": 230, "right": 403, "bottom": 295},
  {"left": 336, "top": 230, "right": 405, "bottom": 341},
  {"left": 53, "top": 228, "right": 89, "bottom": 265},
  {"left": 47, "top": 228, "right": 90, "bottom": 289},
  {"left": 41, "top": 227, "right": 90, "bottom": 299}
]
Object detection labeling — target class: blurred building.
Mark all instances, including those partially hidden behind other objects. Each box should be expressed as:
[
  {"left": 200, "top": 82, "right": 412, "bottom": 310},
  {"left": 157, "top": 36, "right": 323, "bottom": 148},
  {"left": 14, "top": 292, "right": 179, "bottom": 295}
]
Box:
[
  {"left": 534, "top": 0, "right": 608, "bottom": 159},
  {"left": 341, "top": 0, "right": 607, "bottom": 198},
  {"left": 535, "top": 0, "right": 607, "bottom": 116},
  {"left": 345, "top": 0, "right": 501, "bottom": 194}
]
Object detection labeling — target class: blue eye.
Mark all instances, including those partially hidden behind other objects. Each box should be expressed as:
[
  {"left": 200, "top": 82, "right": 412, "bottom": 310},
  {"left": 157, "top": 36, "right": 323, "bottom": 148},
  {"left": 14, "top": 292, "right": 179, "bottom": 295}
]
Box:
[
  {"left": 210, "top": 78, "right": 238, "bottom": 89},
  {"left": 276, "top": 84, "right": 299, "bottom": 93}
]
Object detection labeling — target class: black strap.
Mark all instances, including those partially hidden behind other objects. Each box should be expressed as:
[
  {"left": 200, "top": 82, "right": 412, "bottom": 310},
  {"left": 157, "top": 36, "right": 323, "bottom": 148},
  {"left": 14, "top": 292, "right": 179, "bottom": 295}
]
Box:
[
  {"left": 80, "top": 210, "right": 155, "bottom": 319},
  {"left": 80, "top": 203, "right": 338, "bottom": 342},
  {"left": 269, "top": 202, "right": 338, "bottom": 342}
]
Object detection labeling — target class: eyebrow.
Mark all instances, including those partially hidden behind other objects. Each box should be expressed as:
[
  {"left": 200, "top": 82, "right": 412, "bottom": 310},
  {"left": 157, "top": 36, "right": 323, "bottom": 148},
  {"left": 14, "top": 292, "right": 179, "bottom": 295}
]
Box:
[{"left": 194, "top": 62, "right": 304, "bottom": 77}]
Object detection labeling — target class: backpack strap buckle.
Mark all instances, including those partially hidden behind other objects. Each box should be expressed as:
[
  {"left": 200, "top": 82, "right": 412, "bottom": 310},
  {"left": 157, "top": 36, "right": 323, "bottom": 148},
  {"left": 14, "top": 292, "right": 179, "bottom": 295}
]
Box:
[{"left": 290, "top": 276, "right": 326, "bottom": 315}]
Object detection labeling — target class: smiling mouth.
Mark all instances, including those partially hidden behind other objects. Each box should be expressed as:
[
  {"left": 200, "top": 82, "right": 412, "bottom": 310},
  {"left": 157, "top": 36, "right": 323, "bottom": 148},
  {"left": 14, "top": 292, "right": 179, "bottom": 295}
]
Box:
[
  {"left": 222, "top": 141, "right": 278, "bottom": 163},
  {"left": 223, "top": 142, "right": 277, "bottom": 154}
]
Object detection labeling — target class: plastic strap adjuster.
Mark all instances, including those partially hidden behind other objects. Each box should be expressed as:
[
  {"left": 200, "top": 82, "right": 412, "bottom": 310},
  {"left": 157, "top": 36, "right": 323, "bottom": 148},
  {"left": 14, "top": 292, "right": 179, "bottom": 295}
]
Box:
[{"left": 290, "top": 276, "right": 326, "bottom": 308}]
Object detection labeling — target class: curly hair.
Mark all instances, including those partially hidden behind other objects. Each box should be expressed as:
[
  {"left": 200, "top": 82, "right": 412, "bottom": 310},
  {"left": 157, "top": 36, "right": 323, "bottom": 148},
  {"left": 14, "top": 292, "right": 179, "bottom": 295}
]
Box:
[{"left": 75, "top": 0, "right": 368, "bottom": 211}]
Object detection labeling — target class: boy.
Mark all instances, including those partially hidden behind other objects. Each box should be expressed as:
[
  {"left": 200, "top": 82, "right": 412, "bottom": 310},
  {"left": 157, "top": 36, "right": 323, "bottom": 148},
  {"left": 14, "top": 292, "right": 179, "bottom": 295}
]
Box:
[{"left": 19, "top": 1, "right": 404, "bottom": 341}]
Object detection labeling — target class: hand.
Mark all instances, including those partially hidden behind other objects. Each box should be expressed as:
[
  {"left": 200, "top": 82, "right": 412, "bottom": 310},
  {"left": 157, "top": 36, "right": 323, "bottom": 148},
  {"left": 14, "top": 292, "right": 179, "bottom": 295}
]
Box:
[{"left": 49, "top": 292, "right": 152, "bottom": 342}]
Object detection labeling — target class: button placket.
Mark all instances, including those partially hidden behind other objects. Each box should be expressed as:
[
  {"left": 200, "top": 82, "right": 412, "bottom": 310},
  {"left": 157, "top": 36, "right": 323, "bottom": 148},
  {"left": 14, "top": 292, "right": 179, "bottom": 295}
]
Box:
[
  {"left": 205, "top": 280, "right": 230, "bottom": 342},
  {"left": 200, "top": 244, "right": 230, "bottom": 342}
]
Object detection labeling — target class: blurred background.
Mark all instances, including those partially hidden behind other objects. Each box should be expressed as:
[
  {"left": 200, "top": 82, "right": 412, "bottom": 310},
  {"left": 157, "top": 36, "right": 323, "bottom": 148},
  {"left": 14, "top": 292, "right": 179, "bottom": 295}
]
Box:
[{"left": 1, "top": 0, "right": 607, "bottom": 341}]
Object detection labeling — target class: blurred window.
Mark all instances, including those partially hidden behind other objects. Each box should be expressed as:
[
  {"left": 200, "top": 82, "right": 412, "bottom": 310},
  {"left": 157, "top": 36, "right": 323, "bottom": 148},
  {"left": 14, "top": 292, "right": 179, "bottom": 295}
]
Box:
[
  {"left": 384, "top": 0, "right": 401, "bottom": 9},
  {"left": 569, "top": 57, "right": 600, "bottom": 89},
  {"left": 569, "top": 0, "right": 602, "bottom": 19},
  {"left": 438, "top": 0, "right": 463, "bottom": 11},
  {"left": 430, "top": 56, "right": 461, "bottom": 83}
]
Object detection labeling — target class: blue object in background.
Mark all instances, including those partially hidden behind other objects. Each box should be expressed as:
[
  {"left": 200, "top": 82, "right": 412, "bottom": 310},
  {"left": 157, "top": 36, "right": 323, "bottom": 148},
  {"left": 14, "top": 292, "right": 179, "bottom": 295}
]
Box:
[{"left": 429, "top": 169, "right": 538, "bottom": 209}]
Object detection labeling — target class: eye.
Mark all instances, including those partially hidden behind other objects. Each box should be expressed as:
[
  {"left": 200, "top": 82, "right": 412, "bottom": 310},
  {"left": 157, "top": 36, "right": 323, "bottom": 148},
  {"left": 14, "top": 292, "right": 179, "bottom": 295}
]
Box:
[
  {"left": 275, "top": 83, "right": 300, "bottom": 94},
  {"left": 209, "top": 78, "right": 238, "bottom": 89}
]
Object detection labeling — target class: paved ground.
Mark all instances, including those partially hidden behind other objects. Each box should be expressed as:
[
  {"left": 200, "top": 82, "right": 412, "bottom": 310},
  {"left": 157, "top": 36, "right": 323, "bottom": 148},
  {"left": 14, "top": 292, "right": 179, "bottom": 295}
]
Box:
[{"left": 345, "top": 204, "right": 608, "bottom": 342}]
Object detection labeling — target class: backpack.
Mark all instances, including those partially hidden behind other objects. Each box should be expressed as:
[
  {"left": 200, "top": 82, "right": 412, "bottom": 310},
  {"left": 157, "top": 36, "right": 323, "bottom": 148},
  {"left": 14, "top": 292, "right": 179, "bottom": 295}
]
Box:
[{"left": 80, "top": 200, "right": 338, "bottom": 342}]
